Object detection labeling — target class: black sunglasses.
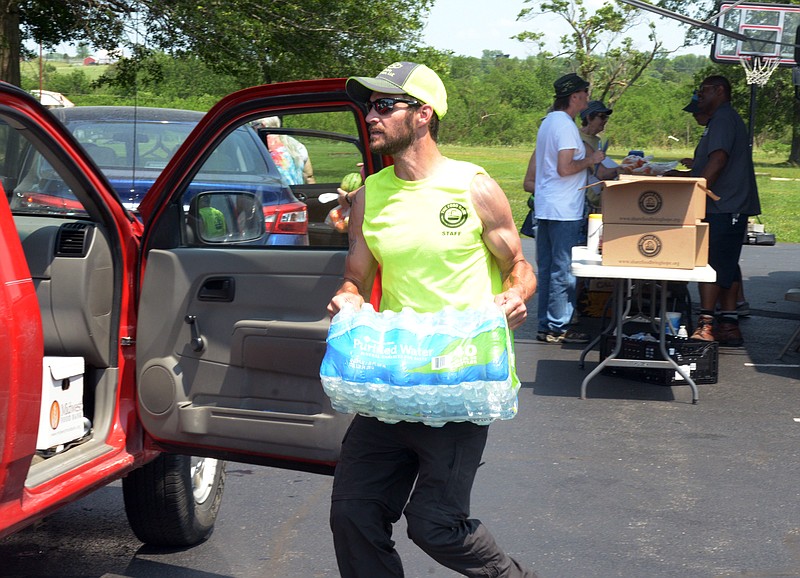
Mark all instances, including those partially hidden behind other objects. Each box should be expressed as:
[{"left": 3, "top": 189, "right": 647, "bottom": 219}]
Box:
[{"left": 366, "top": 97, "right": 421, "bottom": 115}]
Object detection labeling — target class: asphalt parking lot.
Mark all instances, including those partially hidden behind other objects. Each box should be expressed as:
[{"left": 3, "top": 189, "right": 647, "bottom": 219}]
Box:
[{"left": 500, "top": 240, "right": 800, "bottom": 577}]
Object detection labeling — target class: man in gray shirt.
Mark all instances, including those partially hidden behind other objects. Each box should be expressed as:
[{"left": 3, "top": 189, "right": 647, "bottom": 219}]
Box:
[{"left": 690, "top": 75, "right": 760, "bottom": 346}]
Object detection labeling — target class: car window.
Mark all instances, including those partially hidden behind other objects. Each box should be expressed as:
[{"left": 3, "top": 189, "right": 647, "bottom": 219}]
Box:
[
  {"left": 0, "top": 119, "right": 22, "bottom": 195},
  {"left": 251, "top": 110, "right": 366, "bottom": 248},
  {"left": 71, "top": 120, "right": 192, "bottom": 172},
  {"left": 197, "top": 128, "right": 269, "bottom": 175},
  {"left": 0, "top": 121, "right": 29, "bottom": 198},
  {"left": 177, "top": 122, "right": 307, "bottom": 247},
  {"left": 6, "top": 115, "right": 201, "bottom": 215},
  {"left": 166, "top": 109, "right": 368, "bottom": 249},
  {"left": 2, "top": 119, "right": 87, "bottom": 216}
]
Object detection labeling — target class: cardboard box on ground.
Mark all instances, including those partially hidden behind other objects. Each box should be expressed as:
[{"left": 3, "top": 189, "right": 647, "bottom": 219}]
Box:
[
  {"left": 600, "top": 176, "right": 710, "bottom": 270},
  {"left": 37, "top": 357, "right": 85, "bottom": 450},
  {"left": 578, "top": 278, "right": 613, "bottom": 318}
]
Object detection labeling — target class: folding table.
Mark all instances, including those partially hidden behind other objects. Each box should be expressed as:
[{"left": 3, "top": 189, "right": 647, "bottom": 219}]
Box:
[{"left": 571, "top": 246, "right": 717, "bottom": 403}]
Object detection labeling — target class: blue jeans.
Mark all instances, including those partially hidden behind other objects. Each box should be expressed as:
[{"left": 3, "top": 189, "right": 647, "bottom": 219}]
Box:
[{"left": 535, "top": 219, "right": 583, "bottom": 334}]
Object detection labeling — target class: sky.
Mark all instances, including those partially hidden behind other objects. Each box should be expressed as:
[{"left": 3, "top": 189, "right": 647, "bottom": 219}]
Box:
[
  {"left": 421, "top": 0, "right": 708, "bottom": 60},
  {"left": 36, "top": 0, "right": 707, "bottom": 61}
]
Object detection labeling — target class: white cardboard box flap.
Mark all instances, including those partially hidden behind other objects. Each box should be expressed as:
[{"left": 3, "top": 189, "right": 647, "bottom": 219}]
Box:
[{"left": 48, "top": 356, "right": 85, "bottom": 381}]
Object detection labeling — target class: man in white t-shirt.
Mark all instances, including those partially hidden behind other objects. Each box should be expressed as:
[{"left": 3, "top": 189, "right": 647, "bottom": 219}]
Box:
[{"left": 533, "top": 73, "right": 605, "bottom": 344}]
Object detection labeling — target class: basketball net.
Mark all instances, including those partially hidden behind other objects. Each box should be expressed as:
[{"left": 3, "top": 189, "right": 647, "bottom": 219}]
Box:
[{"left": 739, "top": 55, "right": 780, "bottom": 87}]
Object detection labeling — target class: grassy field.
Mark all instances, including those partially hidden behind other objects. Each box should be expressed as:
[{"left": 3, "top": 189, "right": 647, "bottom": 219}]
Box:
[
  {"left": 23, "top": 60, "right": 111, "bottom": 82},
  {"left": 440, "top": 145, "right": 800, "bottom": 244}
]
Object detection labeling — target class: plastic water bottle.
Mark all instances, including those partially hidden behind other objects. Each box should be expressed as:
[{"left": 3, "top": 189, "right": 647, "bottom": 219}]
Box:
[{"left": 320, "top": 303, "right": 520, "bottom": 426}]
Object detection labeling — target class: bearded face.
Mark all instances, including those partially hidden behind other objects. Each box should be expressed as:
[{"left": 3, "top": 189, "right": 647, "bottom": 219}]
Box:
[{"left": 369, "top": 107, "right": 417, "bottom": 156}]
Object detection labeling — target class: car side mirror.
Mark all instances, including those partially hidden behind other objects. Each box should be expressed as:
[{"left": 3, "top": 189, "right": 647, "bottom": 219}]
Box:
[{"left": 187, "top": 191, "right": 266, "bottom": 244}]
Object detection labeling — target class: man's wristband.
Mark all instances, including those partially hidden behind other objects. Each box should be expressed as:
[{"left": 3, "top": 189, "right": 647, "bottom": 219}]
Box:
[{"left": 345, "top": 193, "right": 353, "bottom": 206}]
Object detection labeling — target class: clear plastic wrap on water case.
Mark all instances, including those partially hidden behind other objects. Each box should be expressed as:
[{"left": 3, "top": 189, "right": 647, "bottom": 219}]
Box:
[{"left": 319, "top": 302, "right": 520, "bottom": 427}]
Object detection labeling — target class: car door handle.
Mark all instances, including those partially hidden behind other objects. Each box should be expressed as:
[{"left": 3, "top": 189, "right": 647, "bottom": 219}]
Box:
[{"left": 198, "top": 277, "right": 235, "bottom": 302}]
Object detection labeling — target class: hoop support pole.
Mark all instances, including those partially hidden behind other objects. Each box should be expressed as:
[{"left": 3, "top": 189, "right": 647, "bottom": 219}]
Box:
[{"left": 749, "top": 83, "right": 757, "bottom": 149}]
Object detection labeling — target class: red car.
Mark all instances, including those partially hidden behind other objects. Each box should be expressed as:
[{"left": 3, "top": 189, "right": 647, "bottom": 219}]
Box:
[{"left": 0, "top": 79, "right": 382, "bottom": 545}]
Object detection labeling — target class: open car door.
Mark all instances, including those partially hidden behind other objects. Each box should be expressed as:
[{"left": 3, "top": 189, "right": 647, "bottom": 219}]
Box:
[{"left": 136, "top": 80, "right": 381, "bottom": 474}]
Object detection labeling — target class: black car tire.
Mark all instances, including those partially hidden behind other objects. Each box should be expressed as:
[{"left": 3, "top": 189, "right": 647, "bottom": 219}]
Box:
[{"left": 122, "top": 454, "right": 226, "bottom": 547}]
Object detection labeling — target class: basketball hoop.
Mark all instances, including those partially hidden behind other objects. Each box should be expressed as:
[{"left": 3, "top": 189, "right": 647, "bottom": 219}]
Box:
[{"left": 739, "top": 55, "right": 780, "bottom": 87}]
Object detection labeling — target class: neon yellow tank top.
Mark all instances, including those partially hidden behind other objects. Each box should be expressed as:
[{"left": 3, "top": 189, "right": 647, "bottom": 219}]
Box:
[{"left": 363, "top": 158, "right": 503, "bottom": 313}]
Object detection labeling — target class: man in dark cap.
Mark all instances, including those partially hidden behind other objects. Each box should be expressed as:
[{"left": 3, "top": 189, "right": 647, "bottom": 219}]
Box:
[
  {"left": 665, "top": 93, "right": 710, "bottom": 175},
  {"left": 668, "top": 92, "right": 751, "bottom": 321},
  {"left": 684, "top": 76, "right": 759, "bottom": 345},
  {"left": 327, "top": 61, "right": 538, "bottom": 578},
  {"left": 532, "top": 73, "right": 605, "bottom": 344}
]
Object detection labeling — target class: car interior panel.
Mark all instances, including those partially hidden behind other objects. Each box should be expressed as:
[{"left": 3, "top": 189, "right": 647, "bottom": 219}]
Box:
[{"left": 136, "top": 247, "right": 350, "bottom": 465}]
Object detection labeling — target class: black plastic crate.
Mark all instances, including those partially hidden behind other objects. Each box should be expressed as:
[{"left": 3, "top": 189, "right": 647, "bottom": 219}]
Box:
[{"left": 599, "top": 334, "right": 718, "bottom": 385}]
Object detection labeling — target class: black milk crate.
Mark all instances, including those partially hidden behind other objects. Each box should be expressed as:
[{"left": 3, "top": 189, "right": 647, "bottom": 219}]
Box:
[{"left": 599, "top": 334, "right": 719, "bottom": 386}]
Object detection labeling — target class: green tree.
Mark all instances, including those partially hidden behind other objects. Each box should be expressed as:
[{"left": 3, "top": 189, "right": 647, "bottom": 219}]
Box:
[
  {"left": 1, "top": 0, "right": 130, "bottom": 86},
  {"left": 514, "top": 0, "right": 664, "bottom": 105},
  {"left": 76, "top": 42, "right": 90, "bottom": 60},
  {"left": 1, "top": 0, "right": 434, "bottom": 89},
  {"left": 40, "top": 69, "right": 93, "bottom": 96},
  {"left": 94, "top": 50, "right": 243, "bottom": 108},
  {"left": 118, "top": 0, "right": 436, "bottom": 86},
  {"left": 442, "top": 53, "right": 559, "bottom": 146}
]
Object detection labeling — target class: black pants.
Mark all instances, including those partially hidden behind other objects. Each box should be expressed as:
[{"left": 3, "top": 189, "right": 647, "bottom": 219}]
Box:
[{"left": 330, "top": 415, "right": 537, "bottom": 578}]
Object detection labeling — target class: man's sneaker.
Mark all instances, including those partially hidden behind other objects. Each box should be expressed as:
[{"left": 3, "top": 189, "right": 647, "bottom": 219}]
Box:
[
  {"left": 691, "top": 315, "right": 715, "bottom": 342},
  {"left": 562, "top": 329, "right": 590, "bottom": 344},
  {"left": 716, "top": 321, "right": 744, "bottom": 347},
  {"left": 536, "top": 331, "right": 564, "bottom": 344},
  {"left": 537, "top": 329, "right": 590, "bottom": 344}
]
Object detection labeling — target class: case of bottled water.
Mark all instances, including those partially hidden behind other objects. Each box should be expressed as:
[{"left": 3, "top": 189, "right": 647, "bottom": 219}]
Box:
[{"left": 320, "top": 302, "right": 520, "bottom": 427}]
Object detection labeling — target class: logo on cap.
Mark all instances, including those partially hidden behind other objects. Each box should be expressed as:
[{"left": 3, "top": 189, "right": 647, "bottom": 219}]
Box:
[
  {"left": 379, "top": 62, "right": 406, "bottom": 80},
  {"left": 440, "top": 203, "right": 468, "bottom": 228}
]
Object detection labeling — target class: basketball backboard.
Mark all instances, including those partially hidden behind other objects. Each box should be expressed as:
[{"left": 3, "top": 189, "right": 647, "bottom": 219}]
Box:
[{"left": 712, "top": 1, "right": 800, "bottom": 67}]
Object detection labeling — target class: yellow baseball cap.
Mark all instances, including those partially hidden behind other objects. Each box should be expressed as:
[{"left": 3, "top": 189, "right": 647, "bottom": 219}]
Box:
[{"left": 346, "top": 61, "right": 448, "bottom": 119}]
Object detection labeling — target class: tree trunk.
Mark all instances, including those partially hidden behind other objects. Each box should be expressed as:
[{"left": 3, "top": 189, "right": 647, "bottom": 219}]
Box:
[
  {"left": 0, "top": 0, "right": 22, "bottom": 87},
  {"left": 790, "top": 92, "right": 800, "bottom": 165}
]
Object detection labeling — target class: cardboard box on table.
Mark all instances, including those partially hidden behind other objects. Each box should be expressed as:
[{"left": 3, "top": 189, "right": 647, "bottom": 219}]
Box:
[
  {"left": 602, "top": 222, "right": 709, "bottom": 269},
  {"left": 601, "top": 175, "right": 708, "bottom": 226},
  {"left": 600, "top": 176, "right": 710, "bottom": 269}
]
